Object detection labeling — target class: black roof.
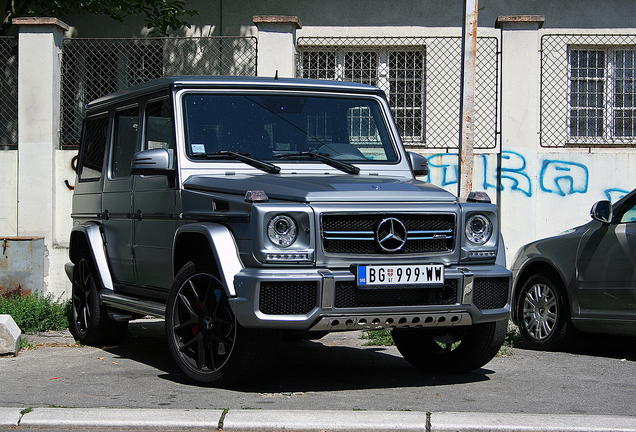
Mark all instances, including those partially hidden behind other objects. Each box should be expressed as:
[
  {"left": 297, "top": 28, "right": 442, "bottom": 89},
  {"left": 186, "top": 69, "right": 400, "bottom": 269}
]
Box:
[{"left": 86, "top": 76, "right": 384, "bottom": 111}]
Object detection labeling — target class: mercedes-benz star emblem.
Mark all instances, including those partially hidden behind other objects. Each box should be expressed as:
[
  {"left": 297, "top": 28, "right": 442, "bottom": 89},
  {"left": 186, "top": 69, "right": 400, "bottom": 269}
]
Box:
[{"left": 376, "top": 217, "right": 408, "bottom": 252}]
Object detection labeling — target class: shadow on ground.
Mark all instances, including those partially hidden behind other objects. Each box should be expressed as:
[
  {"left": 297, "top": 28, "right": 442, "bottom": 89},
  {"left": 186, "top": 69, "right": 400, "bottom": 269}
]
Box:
[
  {"left": 102, "top": 319, "right": 496, "bottom": 391},
  {"left": 512, "top": 332, "right": 636, "bottom": 361}
]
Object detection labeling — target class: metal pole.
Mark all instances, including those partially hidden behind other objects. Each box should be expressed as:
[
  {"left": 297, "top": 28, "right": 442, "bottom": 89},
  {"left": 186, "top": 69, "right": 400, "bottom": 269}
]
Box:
[{"left": 458, "top": 0, "right": 478, "bottom": 201}]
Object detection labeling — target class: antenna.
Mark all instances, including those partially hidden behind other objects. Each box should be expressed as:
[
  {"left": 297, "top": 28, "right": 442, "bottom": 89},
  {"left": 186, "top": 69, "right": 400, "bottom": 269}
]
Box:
[{"left": 274, "top": 70, "right": 279, "bottom": 80}]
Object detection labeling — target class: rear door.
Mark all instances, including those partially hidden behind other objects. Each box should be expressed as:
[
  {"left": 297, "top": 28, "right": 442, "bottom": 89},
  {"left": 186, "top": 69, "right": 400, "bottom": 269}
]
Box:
[{"left": 101, "top": 105, "right": 139, "bottom": 285}]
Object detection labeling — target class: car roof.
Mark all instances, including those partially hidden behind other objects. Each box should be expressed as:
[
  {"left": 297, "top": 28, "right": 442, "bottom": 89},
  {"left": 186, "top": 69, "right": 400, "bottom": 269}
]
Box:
[{"left": 85, "top": 76, "right": 385, "bottom": 111}]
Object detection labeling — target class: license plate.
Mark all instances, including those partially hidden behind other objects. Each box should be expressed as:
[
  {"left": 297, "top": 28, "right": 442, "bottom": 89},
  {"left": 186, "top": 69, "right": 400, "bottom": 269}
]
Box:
[{"left": 356, "top": 264, "right": 444, "bottom": 288}]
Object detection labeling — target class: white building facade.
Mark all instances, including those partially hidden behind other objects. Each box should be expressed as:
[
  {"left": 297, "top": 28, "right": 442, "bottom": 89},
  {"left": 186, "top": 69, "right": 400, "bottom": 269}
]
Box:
[{"left": 1, "top": 1, "right": 635, "bottom": 298}]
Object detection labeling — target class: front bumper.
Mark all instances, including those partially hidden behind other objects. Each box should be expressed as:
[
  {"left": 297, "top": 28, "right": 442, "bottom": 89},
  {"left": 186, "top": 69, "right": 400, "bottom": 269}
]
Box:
[{"left": 229, "top": 264, "right": 511, "bottom": 331}]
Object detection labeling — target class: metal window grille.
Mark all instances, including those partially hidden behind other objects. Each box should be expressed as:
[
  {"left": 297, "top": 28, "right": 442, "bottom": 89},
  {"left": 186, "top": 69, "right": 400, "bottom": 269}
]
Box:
[
  {"left": 297, "top": 36, "right": 499, "bottom": 149},
  {"left": 541, "top": 34, "right": 636, "bottom": 147},
  {"left": 0, "top": 37, "right": 17, "bottom": 149},
  {"left": 61, "top": 36, "right": 257, "bottom": 147}
]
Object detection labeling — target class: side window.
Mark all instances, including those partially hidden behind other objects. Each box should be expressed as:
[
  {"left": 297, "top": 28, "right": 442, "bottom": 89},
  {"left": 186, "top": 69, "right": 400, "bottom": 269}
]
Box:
[
  {"left": 618, "top": 198, "right": 636, "bottom": 223},
  {"left": 79, "top": 114, "right": 108, "bottom": 181},
  {"left": 112, "top": 106, "right": 140, "bottom": 178},
  {"left": 146, "top": 98, "right": 176, "bottom": 170},
  {"left": 146, "top": 98, "right": 174, "bottom": 152}
]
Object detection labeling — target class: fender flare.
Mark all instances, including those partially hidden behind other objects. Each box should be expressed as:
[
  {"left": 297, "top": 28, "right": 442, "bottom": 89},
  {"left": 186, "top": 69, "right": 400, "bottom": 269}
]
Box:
[
  {"left": 67, "top": 222, "right": 114, "bottom": 291},
  {"left": 173, "top": 223, "right": 244, "bottom": 297}
]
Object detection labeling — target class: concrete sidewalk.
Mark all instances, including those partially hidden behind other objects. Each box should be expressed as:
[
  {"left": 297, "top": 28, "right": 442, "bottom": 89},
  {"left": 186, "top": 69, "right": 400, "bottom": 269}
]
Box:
[{"left": 1, "top": 407, "right": 636, "bottom": 431}]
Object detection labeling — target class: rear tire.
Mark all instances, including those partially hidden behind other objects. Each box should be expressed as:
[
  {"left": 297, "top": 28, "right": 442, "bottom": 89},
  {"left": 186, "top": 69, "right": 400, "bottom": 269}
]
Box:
[
  {"left": 392, "top": 320, "right": 508, "bottom": 373},
  {"left": 69, "top": 249, "right": 128, "bottom": 346},
  {"left": 166, "top": 257, "right": 278, "bottom": 387}
]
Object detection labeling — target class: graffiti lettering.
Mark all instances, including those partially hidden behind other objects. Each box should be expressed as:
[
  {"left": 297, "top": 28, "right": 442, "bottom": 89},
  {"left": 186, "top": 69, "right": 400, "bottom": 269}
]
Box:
[
  {"left": 482, "top": 151, "right": 532, "bottom": 197},
  {"left": 425, "top": 152, "right": 625, "bottom": 201},
  {"left": 427, "top": 154, "right": 459, "bottom": 186},
  {"left": 540, "top": 160, "right": 588, "bottom": 196},
  {"left": 604, "top": 188, "right": 630, "bottom": 203}
]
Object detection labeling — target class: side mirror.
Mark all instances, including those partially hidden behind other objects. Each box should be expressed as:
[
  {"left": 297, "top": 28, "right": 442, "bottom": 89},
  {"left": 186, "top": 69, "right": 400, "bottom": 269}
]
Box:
[
  {"left": 591, "top": 200, "right": 612, "bottom": 223},
  {"left": 131, "top": 148, "right": 174, "bottom": 176},
  {"left": 408, "top": 152, "right": 429, "bottom": 177}
]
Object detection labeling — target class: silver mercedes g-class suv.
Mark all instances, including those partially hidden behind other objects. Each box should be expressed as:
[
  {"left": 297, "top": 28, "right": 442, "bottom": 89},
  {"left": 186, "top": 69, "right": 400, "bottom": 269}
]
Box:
[{"left": 66, "top": 76, "right": 511, "bottom": 386}]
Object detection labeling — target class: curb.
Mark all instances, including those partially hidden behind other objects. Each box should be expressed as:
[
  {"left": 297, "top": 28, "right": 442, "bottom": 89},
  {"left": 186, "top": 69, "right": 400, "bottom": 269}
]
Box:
[{"left": 1, "top": 408, "right": 635, "bottom": 431}]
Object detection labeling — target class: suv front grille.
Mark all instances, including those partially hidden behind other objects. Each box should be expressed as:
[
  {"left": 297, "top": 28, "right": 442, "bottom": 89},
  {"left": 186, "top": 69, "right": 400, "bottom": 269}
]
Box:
[
  {"left": 322, "top": 213, "right": 455, "bottom": 255},
  {"left": 259, "top": 282, "right": 318, "bottom": 315},
  {"left": 334, "top": 279, "right": 458, "bottom": 308}
]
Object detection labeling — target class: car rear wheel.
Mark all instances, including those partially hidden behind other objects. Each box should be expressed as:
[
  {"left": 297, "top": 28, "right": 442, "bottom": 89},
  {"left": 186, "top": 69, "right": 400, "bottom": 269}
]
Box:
[
  {"left": 70, "top": 249, "right": 128, "bottom": 346},
  {"left": 515, "top": 273, "right": 576, "bottom": 350},
  {"left": 166, "top": 257, "right": 278, "bottom": 387},
  {"left": 392, "top": 319, "right": 507, "bottom": 373}
]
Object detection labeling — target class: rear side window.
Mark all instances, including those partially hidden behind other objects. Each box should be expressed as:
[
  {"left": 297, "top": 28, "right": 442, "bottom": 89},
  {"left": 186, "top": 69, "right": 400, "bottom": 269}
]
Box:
[
  {"left": 79, "top": 115, "right": 108, "bottom": 181},
  {"left": 112, "top": 106, "right": 140, "bottom": 178}
]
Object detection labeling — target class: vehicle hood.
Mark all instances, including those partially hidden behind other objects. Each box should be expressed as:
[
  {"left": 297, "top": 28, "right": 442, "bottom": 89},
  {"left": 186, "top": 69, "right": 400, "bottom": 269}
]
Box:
[
  {"left": 510, "top": 221, "right": 591, "bottom": 271},
  {"left": 183, "top": 174, "right": 457, "bottom": 203}
]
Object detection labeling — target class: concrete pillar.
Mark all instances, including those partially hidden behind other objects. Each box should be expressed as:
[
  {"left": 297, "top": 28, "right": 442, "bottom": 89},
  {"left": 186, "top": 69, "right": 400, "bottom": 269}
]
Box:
[
  {"left": 13, "top": 18, "right": 69, "bottom": 296},
  {"left": 495, "top": 15, "right": 544, "bottom": 259},
  {"left": 253, "top": 15, "right": 302, "bottom": 78},
  {"left": 14, "top": 17, "right": 68, "bottom": 239}
]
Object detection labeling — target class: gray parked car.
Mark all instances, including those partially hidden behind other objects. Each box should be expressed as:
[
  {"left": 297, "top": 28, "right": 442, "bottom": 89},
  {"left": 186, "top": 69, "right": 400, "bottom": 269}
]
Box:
[
  {"left": 511, "top": 189, "right": 636, "bottom": 350},
  {"left": 66, "top": 76, "right": 511, "bottom": 386}
]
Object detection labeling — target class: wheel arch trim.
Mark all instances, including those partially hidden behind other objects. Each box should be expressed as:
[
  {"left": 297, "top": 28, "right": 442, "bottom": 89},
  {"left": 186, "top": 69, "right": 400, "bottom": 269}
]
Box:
[
  {"left": 173, "top": 223, "right": 243, "bottom": 297},
  {"left": 68, "top": 223, "right": 114, "bottom": 291}
]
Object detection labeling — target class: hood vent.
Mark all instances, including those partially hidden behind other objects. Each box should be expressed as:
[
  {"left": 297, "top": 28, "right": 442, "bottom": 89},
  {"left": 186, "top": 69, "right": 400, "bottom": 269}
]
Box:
[{"left": 213, "top": 200, "right": 230, "bottom": 212}]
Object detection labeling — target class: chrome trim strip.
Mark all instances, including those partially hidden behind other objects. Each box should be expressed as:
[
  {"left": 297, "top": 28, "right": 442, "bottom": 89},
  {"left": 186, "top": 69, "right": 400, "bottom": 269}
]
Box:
[
  {"left": 319, "top": 270, "right": 335, "bottom": 311},
  {"left": 458, "top": 267, "right": 474, "bottom": 305}
]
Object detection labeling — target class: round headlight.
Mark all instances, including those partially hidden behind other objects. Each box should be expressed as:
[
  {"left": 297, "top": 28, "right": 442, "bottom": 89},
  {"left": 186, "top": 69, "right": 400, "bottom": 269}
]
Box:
[
  {"left": 268, "top": 215, "right": 297, "bottom": 247},
  {"left": 465, "top": 214, "right": 492, "bottom": 245}
]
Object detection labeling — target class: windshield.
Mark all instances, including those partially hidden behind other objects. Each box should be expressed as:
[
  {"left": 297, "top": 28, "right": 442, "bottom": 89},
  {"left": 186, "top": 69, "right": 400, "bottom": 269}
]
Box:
[{"left": 183, "top": 93, "right": 398, "bottom": 163}]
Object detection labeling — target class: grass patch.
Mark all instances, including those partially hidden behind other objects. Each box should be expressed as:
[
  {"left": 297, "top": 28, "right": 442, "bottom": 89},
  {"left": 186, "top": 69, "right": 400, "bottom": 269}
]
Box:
[
  {"left": 361, "top": 329, "right": 393, "bottom": 346},
  {"left": 0, "top": 293, "right": 70, "bottom": 333},
  {"left": 361, "top": 323, "right": 521, "bottom": 356},
  {"left": 498, "top": 323, "right": 522, "bottom": 357}
]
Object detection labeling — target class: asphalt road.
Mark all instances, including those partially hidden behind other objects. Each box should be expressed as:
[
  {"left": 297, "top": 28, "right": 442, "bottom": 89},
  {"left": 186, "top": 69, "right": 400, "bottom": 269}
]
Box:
[{"left": 1, "top": 319, "right": 635, "bottom": 417}]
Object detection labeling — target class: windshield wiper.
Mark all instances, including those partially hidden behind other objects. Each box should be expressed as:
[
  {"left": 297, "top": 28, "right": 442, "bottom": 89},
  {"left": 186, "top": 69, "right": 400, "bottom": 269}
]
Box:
[
  {"left": 192, "top": 151, "right": 280, "bottom": 174},
  {"left": 273, "top": 152, "right": 360, "bottom": 175}
]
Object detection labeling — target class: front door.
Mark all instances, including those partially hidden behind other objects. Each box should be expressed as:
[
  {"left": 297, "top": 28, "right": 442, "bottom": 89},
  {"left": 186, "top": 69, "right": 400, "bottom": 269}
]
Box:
[
  {"left": 576, "top": 194, "right": 636, "bottom": 320},
  {"left": 132, "top": 97, "right": 179, "bottom": 300}
]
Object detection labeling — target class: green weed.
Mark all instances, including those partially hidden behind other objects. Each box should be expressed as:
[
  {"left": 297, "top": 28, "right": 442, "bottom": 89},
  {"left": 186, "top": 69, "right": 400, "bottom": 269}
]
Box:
[
  {"left": 361, "top": 323, "right": 521, "bottom": 356},
  {"left": 0, "top": 293, "right": 70, "bottom": 333},
  {"left": 360, "top": 329, "right": 394, "bottom": 346}
]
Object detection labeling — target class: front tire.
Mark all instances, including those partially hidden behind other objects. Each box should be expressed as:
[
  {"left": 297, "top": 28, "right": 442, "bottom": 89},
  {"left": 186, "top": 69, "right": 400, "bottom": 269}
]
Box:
[
  {"left": 70, "top": 249, "right": 128, "bottom": 346},
  {"left": 515, "top": 273, "right": 576, "bottom": 350},
  {"left": 166, "top": 258, "right": 278, "bottom": 387},
  {"left": 392, "top": 320, "right": 508, "bottom": 373}
]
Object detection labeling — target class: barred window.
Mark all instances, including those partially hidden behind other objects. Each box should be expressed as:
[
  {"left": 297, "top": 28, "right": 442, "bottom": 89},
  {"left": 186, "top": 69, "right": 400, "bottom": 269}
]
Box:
[
  {"left": 569, "top": 47, "right": 636, "bottom": 142},
  {"left": 299, "top": 48, "right": 425, "bottom": 144}
]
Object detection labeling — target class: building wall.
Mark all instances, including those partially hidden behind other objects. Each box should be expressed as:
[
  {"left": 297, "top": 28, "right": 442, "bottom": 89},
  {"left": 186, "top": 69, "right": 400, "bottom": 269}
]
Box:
[
  {"left": 64, "top": 0, "right": 636, "bottom": 37},
  {"left": 4, "top": 2, "right": 636, "bottom": 298}
]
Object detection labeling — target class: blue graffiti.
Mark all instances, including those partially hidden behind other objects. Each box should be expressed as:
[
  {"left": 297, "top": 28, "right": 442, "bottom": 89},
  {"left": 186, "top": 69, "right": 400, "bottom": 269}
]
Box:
[
  {"left": 427, "top": 153, "right": 459, "bottom": 186},
  {"left": 540, "top": 160, "right": 589, "bottom": 196},
  {"left": 604, "top": 188, "right": 630, "bottom": 203},
  {"left": 482, "top": 151, "right": 532, "bottom": 197},
  {"left": 425, "top": 152, "right": 623, "bottom": 200}
]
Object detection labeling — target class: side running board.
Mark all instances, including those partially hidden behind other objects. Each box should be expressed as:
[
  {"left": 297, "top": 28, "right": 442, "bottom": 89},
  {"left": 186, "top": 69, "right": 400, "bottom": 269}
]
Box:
[{"left": 101, "top": 292, "right": 166, "bottom": 319}]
